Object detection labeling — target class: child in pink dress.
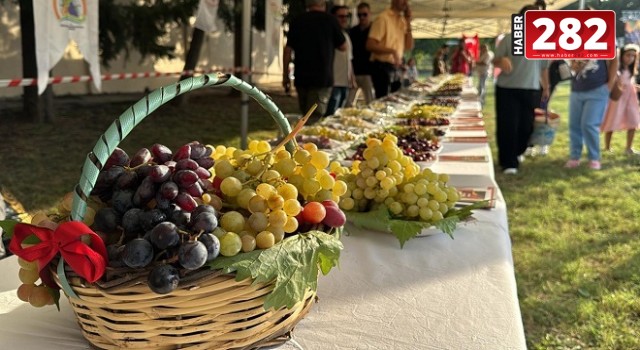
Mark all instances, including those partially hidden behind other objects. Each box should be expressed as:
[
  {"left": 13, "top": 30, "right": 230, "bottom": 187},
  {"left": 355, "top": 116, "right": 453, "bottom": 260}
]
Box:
[{"left": 601, "top": 44, "right": 640, "bottom": 154}]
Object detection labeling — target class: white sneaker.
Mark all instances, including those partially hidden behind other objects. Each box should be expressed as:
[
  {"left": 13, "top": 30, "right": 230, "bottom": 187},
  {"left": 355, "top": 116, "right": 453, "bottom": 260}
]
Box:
[
  {"left": 503, "top": 168, "right": 518, "bottom": 175},
  {"left": 524, "top": 147, "right": 535, "bottom": 157},
  {"left": 540, "top": 145, "right": 549, "bottom": 156},
  {"left": 517, "top": 155, "right": 525, "bottom": 163}
]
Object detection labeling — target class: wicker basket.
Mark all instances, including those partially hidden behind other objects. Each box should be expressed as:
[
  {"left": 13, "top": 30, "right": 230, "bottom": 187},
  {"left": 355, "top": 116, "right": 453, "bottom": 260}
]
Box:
[{"left": 56, "top": 73, "right": 317, "bottom": 350}]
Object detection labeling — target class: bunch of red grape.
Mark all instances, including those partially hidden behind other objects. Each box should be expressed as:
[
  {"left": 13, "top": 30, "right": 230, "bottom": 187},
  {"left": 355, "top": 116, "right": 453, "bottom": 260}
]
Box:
[
  {"left": 87, "top": 141, "right": 223, "bottom": 294},
  {"left": 395, "top": 117, "right": 450, "bottom": 127}
]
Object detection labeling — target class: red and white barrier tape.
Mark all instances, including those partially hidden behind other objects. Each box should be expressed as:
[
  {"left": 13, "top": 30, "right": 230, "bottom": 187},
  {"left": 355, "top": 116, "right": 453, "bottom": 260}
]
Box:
[{"left": 0, "top": 67, "right": 259, "bottom": 88}]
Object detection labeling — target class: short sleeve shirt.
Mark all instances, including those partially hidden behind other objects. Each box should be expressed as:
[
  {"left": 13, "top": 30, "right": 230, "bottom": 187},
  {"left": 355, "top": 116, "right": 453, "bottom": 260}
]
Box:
[
  {"left": 495, "top": 33, "right": 547, "bottom": 90},
  {"left": 287, "top": 11, "right": 346, "bottom": 88},
  {"left": 368, "top": 9, "right": 407, "bottom": 64}
]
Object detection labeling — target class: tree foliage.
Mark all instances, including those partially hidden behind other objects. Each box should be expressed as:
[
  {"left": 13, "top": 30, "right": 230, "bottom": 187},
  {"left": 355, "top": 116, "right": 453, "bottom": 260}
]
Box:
[
  {"left": 217, "top": 0, "right": 266, "bottom": 32},
  {"left": 98, "top": 0, "right": 199, "bottom": 67}
]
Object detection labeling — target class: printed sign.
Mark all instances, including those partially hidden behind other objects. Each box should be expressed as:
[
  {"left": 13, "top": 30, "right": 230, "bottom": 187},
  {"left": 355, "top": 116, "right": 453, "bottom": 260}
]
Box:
[{"left": 512, "top": 10, "right": 616, "bottom": 59}]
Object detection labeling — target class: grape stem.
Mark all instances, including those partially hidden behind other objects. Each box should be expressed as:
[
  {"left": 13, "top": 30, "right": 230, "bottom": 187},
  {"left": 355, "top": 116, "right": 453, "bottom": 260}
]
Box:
[{"left": 272, "top": 104, "right": 317, "bottom": 152}]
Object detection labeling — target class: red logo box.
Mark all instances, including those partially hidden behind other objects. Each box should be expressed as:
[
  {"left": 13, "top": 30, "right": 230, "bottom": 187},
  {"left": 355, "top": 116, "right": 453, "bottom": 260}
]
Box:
[{"left": 524, "top": 10, "right": 616, "bottom": 60}]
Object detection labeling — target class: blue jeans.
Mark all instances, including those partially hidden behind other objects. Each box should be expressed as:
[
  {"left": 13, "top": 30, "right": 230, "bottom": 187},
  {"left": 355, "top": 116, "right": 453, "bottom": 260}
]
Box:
[
  {"left": 325, "top": 86, "right": 348, "bottom": 117},
  {"left": 568, "top": 84, "right": 609, "bottom": 161}
]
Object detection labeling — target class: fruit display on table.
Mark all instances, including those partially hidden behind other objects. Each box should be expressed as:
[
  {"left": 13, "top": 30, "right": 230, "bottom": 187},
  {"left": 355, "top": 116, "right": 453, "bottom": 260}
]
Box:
[
  {"left": 396, "top": 104, "right": 455, "bottom": 119},
  {"left": 349, "top": 130, "right": 442, "bottom": 163},
  {"left": 300, "top": 125, "right": 359, "bottom": 142},
  {"left": 333, "top": 134, "right": 484, "bottom": 247},
  {"left": 3, "top": 139, "right": 345, "bottom": 310}
]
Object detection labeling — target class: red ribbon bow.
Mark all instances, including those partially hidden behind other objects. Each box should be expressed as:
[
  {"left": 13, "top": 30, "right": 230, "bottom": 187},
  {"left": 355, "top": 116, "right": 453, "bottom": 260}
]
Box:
[{"left": 9, "top": 221, "right": 108, "bottom": 283}]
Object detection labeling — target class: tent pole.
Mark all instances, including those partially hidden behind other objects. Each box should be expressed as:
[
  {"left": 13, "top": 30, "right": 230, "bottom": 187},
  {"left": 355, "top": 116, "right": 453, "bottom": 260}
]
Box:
[
  {"left": 578, "top": 0, "right": 586, "bottom": 9},
  {"left": 240, "top": 0, "right": 251, "bottom": 149}
]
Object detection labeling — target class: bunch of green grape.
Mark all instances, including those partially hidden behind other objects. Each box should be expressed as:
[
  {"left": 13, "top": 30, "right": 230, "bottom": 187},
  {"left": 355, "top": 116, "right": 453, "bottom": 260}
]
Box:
[
  {"left": 210, "top": 140, "right": 347, "bottom": 254},
  {"left": 337, "top": 134, "right": 460, "bottom": 224},
  {"left": 337, "top": 134, "right": 420, "bottom": 212},
  {"left": 14, "top": 213, "right": 59, "bottom": 307},
  {"left": 384, "top": 168, "right": 459, "bottom": 223}
]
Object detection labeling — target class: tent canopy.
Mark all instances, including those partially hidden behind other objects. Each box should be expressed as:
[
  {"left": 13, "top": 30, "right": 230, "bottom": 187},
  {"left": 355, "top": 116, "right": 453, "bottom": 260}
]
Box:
[{"left": 365, "top": 0, "right": 578, "bottom": 38}]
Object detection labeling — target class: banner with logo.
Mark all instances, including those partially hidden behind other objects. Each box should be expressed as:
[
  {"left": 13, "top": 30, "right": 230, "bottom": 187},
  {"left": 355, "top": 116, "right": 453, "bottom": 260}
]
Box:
[
  {"left": 265, "top": 0, "right": 282, "bottom": 66},
  {"left": 33, "top": 0, "right": 101, "bottom": 94},
  {"left": 194, "top": 0, "right": 219, "bottom": 33}
]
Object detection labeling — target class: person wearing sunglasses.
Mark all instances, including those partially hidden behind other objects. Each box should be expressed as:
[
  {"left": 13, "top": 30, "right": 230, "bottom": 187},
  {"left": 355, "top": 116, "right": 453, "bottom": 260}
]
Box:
[
  {"left": 325, "top": 5, "right": 356, "bottom": 116},
  {"left": 366, "top": 0, "right": 413, "bottom": 98},
  {"left": 345, "top": 2, "right": 375, "bottom": 107}
]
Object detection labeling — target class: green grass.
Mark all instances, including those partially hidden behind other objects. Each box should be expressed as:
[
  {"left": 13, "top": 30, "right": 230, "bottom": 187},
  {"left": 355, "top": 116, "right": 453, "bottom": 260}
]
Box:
[
  {"left": 2, "top": 81, "right": 640, "bottom": 349},
  {"left": 483, "top": 80, "right": 640, "bottom": 349},
  {"left": 0, "top": 88, "right": 298, "bottom": 210}
]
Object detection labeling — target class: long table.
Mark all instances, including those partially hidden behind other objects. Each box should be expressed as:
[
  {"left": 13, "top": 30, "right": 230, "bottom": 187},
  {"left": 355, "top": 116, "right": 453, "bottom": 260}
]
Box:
[
  {"left": 277, "top": 94, "right": 526, "bottom": 349},
  {"left": 0, "top": 86, "right": 527, "bottom": 349}
]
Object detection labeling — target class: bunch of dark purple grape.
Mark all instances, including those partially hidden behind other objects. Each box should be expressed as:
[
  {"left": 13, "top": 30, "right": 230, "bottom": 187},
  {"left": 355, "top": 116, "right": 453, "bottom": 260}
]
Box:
[
  {"left": 423, "top": 97, "right": 460, "bottom": 107},
  {"left": 90, "top": 142, "right": 222, "bottom": 294},
  {"left": 396, "top": 117, "right": 450, "bottom": 127}
]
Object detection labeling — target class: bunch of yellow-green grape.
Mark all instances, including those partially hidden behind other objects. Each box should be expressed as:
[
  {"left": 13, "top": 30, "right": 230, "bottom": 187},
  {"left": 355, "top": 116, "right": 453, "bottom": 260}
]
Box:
[
  {"left": 207, "top": 140, "right": 348, "bottom": 254},
  {"left": 337, "top": 134, "right": 460, "bottom": 224}
]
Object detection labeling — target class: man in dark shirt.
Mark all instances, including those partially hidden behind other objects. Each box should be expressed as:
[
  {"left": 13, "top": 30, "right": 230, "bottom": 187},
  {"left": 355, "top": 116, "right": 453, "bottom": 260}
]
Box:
[
  {"left": 345, "top": 2, "right": 374, "bottom": 107},
  {"left": 283, "top": 0, "right": 346, "bottom": 119}
]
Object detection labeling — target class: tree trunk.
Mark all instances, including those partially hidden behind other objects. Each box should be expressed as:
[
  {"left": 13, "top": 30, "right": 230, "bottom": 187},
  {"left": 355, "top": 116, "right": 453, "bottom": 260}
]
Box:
[
  {"left": 19, "top": 0, "right": 55, "bottom": 123},
  {"left": 19, "top": 0, "right": 41, "bottom": 122},
  {"left": 175, "top": 27, "right": 205, "bottom": 106}
]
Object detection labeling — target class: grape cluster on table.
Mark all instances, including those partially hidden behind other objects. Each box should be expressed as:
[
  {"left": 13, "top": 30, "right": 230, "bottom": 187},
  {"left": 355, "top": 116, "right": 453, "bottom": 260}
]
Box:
[
  {"left": 350, "top": 132, "right": 440, "bottom": 162},
  {"left": 395, "top": 117, "right": 450, "bottom": 127},
  {"left": 90, "top": 142, "right": 221, "bottom": 294}
]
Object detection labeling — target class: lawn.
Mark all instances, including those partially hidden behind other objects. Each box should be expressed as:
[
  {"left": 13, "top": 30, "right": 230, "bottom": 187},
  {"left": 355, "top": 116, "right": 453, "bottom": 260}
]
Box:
[
  {"left": 1, "top": 79, "right": 640, "bottom": 349},
  {"left": 483, "top": 80, "right": 640, "bottom": 349}
]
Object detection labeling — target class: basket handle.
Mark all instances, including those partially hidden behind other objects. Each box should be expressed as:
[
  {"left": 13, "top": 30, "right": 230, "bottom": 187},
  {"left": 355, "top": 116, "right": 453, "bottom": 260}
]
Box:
[{"left": 70, "top": 73, "right": 294, "bottom": 221}]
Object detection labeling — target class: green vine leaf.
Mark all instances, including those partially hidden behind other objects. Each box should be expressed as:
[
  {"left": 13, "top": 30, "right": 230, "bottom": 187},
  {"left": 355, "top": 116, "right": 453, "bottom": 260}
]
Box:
[
  {"left": 0, "top": 219, "right": 18, "bottom": 239},
  {"left": 388, "top": 219, "right": 429, "bottom": 248},
  {"left": 344, "top": 201, "right": 487, "bottom": 247},
  {"left": 208, "top": 231, "right": 342, "bottom": 311}
]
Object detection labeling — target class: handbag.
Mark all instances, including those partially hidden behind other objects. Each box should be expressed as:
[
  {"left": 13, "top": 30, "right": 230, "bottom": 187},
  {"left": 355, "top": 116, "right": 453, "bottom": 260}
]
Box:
[
  {"left": 529, "top": 101, "right": 559, "bottom": 146},
  {"left": 549, "top": 60, "right": 573, "bottom": 82},
  {"left": 609, "top": 75, "right": 625, "bottom": 101},
  {"left": 557, "top": 61, "right": 572, "bottom": 81}
]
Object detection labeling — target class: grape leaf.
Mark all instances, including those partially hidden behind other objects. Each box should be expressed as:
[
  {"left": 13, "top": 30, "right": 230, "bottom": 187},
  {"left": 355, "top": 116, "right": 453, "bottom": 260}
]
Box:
[
  {"left": 447, "top": 200, "right": 491, "bottom": 218},
  {"left": 0, "top": 219, "right": 18, "bottom": 239},
  {"left": 345, "top": 201, "right": 487, "bottom": 248},
  {"left": 433, "top": 216, "right": 460, "bottom": 238},
  {"left": 388, "top": 219, "right": 430, "bottom": 248},
  {"left": 344, "top": 205, "right": 391, "bottom": 233},
  {"left": 208, "top": 231, "right": 342, "bottom": 311},
  {"left": 0, "top": 219, "right": 41, "bottom": 245}
]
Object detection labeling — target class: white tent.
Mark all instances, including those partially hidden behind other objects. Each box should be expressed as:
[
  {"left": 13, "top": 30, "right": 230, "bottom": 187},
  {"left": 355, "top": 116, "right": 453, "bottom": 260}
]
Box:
[{"left": 365, "top": 0, "right": 579, "bottom": 38}]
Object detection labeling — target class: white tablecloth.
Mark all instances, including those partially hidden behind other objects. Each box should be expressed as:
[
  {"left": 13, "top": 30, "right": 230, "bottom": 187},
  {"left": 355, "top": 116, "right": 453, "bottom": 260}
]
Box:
[
  {"left": 0, "top": 94, "right": 526, "bottom": 349},
  {"left": 283, "top": 181, "right": 524, "bottom": 349}
]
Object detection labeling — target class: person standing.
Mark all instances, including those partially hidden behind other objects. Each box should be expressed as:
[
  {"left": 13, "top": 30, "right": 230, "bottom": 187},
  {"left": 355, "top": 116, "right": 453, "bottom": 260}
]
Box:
[
  {"left": 492, "top": 5, "right": 549, "bottom": 175},
  {"left": 601, "top": 44, "right": 640, "bottom": 155},
  {"left": 475, "top": 43, "right": 494, "bottom": 108},
  {"left": 325, "top": 5, "right": 356, "bottom": 116},
  {"left": 565, "top": 57, "right": 618, "bottom": 170},
  {"left": 366, "top": 0, "right": 414, "bottom": 98},
  {"left": 403, "top": 57, "right": 418, "bottom": 86},
  {"left": 345, "top": 2, "right": 374, "bottom": 108},
  {"left": 283, "top": 0, "right": 346, "bottom": 119},
  {"left": 450, "top": 39, "right": 473, "bottom": 76},
  {"left": 432, "top": 47, "right": 447, "bottom": 76}
]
